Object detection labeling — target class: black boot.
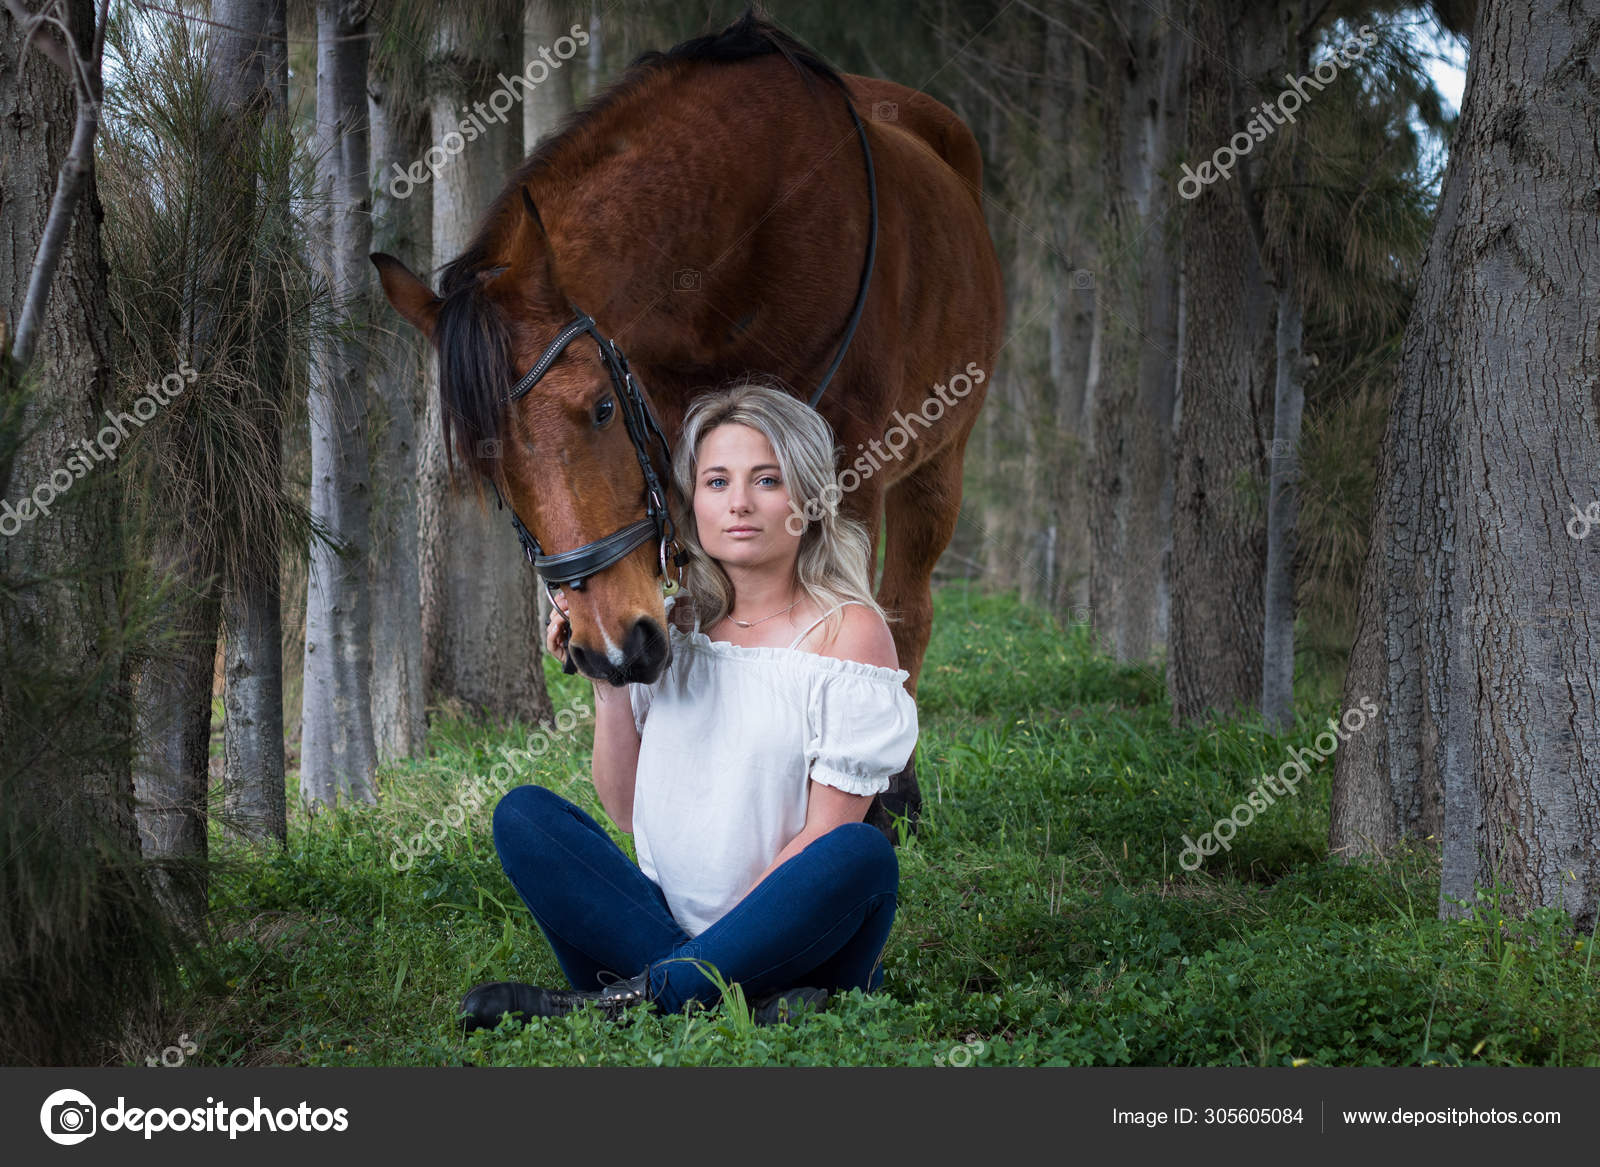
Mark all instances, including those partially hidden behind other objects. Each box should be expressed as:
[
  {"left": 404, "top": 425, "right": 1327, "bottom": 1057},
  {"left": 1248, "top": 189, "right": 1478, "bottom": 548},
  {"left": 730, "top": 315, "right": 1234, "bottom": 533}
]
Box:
[
  {"left": 459, "top": 970, "right": 650, "bottom": 1033},
  {"left": 866, "top": 756, "right": 923, "bottom": 845},
  {"left": 749, "top": 986, "right": 829, "bottom": 1026}
]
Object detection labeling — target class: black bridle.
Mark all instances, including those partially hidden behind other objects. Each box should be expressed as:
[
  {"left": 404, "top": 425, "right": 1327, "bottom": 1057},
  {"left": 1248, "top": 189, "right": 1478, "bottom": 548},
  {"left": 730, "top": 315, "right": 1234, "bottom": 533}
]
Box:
[
  {"left": 487, "top": 312, "right": 687, "bottom": 601},
  {"left": 490, "top": 85, "right": 878, "bottom": 666}
]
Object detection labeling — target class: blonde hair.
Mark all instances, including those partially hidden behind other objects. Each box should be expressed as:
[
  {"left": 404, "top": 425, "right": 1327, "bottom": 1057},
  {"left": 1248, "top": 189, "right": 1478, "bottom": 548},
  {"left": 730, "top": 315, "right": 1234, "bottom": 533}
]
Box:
[{"left": 669, "top": 379, "right": 893, "bottom": 645}]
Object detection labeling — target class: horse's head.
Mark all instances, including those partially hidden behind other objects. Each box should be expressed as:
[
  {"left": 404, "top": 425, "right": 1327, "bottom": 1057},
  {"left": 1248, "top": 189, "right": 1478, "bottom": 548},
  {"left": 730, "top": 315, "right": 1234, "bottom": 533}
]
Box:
[{"left": 372, "top": 189, "right": 673, "bottom": 687}]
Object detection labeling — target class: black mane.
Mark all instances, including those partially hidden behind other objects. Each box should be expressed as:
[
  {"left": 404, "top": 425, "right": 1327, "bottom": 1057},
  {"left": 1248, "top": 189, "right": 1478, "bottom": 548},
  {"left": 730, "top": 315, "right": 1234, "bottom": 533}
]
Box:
[
  {"left": 433, "top": 6, "right": 852, "bottom": 487},
  {"left": 629, "top": 5, "right": 845, "bottom": 96},
  {"left": 523, "top": 4, "right": 848, "bottom": 182},
  {"left": 433, "top": 268, "right": 515, "bottom": 489}
]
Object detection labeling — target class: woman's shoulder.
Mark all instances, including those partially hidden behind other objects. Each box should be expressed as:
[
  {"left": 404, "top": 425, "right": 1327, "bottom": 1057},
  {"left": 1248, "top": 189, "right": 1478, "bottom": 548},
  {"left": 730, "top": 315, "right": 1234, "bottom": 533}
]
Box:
[{"left": 807, "top": 600, "right": 900, "bottom": 670}]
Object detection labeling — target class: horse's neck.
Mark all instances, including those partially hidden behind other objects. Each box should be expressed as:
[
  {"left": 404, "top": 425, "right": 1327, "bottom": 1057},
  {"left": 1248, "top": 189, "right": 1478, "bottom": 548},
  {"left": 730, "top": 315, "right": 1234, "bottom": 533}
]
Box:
[{"left": 521, "top": 61, "right": 831, "bottom": 404}]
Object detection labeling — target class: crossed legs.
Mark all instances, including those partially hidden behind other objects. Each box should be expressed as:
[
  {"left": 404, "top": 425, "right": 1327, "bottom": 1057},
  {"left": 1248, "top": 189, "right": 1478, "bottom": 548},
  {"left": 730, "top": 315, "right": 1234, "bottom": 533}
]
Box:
[{"left": 491, "top": 784, "right": 898, "bottom": 1014}]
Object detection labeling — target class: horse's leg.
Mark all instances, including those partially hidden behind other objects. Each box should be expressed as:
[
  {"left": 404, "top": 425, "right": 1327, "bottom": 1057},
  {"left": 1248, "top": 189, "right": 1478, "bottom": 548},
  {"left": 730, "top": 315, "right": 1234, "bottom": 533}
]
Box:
[{"left": 867, "top": 426, "right": 972, "bottom": 841}]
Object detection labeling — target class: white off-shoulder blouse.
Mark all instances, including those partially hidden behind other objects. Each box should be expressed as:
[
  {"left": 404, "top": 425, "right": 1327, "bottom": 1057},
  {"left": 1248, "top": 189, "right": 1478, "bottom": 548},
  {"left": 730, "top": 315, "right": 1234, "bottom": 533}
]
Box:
[{"left": 626, "top": 592, "right": 919, "bottom": 937}]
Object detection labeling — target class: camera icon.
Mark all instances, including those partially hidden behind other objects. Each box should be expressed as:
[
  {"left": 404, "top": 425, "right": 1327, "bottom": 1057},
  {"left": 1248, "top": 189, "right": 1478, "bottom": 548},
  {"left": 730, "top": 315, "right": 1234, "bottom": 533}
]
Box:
[
  {"left": 672, "top": 268, "right": 701, "bottom": 291},
  {"left": 1270, "top": 438, "right": 1294, "bottom": 460},
  {"left": 40, "top": 1090, "right": 97, "bottom": 1145},
  {"left": 871, "top": 101, "right": 898, "bottom": 122},
  {"left": 476, "top": 438, "right": 503, "bottom": 459},
  {"left": 53, "top": 1101, "right": 94, "bottom": 1136},
  {"left": 1070, "top": 604, "right": 1092, "bottom": 624}
]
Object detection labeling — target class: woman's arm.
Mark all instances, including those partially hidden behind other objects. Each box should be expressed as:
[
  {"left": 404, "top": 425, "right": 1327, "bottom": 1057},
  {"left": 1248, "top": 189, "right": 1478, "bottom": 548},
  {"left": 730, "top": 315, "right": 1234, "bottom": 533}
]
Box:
[
  {"left": 741, "top": 780, "right": 871, "bottom": 897},
  {"left": 548, "top": 591, "right": 640, "bottom": 833},
  {"left": 740, "top": 602, "right": 902, "bottom": 896},
  {"left": 590, "top": 682, "right": 641, "bottom": 833}
]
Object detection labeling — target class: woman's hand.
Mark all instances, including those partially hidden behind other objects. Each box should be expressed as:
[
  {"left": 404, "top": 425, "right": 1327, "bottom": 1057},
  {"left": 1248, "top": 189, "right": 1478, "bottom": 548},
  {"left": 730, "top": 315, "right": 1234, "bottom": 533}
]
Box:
[{"left": 545, "top": 590, "right": 572, "bottom": 664}]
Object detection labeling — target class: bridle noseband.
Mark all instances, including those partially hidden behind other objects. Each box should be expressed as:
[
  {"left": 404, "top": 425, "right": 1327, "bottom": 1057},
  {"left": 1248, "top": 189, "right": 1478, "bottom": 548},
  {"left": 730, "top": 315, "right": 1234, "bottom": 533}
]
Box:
[{"left": 486, "top": 312, "right": 688, "bottom": 622}]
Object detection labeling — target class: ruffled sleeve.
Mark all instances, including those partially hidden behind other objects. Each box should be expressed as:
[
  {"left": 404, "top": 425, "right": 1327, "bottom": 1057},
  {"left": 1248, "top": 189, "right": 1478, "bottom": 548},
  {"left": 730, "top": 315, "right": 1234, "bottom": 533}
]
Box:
[{"left": 805, "top": 669, "right": 919, "bottom": 796}]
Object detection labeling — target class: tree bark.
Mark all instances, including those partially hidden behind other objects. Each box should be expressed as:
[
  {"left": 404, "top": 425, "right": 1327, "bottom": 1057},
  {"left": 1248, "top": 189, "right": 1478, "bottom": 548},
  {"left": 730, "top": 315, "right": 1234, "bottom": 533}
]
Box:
[
  {"left": 976, "top": 94, "right": 1023, "bottom": 593},
  {"left": 1087, "top": 0, "right": 1183, "bottom": 662},
  {"left": 1021, "top": 15, "right": 1094, "bottom": 620},
  {"left": 1261, "top": 278, "right": 1303, "bottom": 730},
  {"left": 299, "top": 0, "right": 377, "bottom": 808},
  {"left": 1167, "top": 0, "right": 1273, "bottom": 725},
  {"left": 133, "top": 540, "right": 220, "bottom": 930},
  {"left": 130, "top": 0, "right": 293, "bottom": 921},
  {"left": 0, "top": 0, "right": 138, "bottom": 856},
  {"left": 1050, "top": 264, "right": 1095, "bottom": 618},
  {"left": 523, "top": 1, "right": 576, "bottom": 153},
  {"left": 216, "top": 0, "right": 288, "bottom": 847},
  {"left": 368, "top": 70, "right": 429, "bottom": 764},
  {"left": 1258, "top": 9, "right": 1318, "bottom": 734},
  {"left": 1331, "top": 11, "right": 1466, "bottom": 862},
  {"left": 418, "top": 9, "right": 551, "bottom": 725},
  {"left": 1336, "top": 0, "right": 1600, "bottom": 931},
  {"left": 3, "top": 0, "right": 100, "bottom": 372},
  {"left": 586, "top": 0, "right": 603, "bottom": 98}
]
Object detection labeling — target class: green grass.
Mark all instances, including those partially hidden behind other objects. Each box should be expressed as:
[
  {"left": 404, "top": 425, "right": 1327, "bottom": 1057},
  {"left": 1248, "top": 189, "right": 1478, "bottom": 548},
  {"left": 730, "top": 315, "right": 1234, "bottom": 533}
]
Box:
[{"left": 166, "top": 583, "right": 1600, "bottom": 1067}]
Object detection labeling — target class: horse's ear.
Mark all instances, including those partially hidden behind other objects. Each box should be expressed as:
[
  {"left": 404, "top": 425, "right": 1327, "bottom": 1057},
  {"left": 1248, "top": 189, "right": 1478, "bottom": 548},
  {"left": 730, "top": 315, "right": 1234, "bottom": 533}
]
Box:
[
  {"left": 371, "top": 253, "right": 441, "bottom": 337},
  {"left": 521, "top": 186, "right": 547, "bottom": 238},
  {"left": 494, "top": 187, "right": 565, "bottom": 309}
]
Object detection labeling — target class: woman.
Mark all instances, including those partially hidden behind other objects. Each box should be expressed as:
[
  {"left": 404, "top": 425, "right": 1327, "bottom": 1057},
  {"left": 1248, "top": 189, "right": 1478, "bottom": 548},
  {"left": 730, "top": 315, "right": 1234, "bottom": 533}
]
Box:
[{"left": 459, "top": 381, "right": 919, "bottom": 1030}]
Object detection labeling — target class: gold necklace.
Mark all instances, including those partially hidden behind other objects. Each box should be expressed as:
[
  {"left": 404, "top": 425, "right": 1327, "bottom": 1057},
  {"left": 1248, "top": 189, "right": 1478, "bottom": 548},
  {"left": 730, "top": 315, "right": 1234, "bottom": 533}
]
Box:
[{"left": 728, "top": 598, "right": 801, "bottom": 628}]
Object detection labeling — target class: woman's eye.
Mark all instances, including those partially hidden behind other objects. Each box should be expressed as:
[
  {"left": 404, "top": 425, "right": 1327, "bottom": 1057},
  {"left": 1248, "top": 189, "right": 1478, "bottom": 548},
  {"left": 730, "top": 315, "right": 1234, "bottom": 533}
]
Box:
[
  {"left": 703, "top": 476, "right": 776, "bottom": 488},
  {"left": 594, "top": 398, "right": 615, "bottom": 426}
]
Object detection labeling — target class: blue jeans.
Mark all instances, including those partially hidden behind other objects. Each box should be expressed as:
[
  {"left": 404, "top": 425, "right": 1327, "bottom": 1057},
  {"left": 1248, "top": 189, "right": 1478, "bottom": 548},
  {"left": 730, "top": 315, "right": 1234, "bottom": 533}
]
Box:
[{"left": 491, "top": 784, "right": 898, "bottom": 1014}]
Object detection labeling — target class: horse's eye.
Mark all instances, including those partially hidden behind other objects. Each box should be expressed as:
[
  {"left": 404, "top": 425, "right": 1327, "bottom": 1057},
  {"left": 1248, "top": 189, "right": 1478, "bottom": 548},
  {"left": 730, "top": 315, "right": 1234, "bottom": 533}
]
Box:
[{"left": 595, "top": 397, "right": 615, "bottom": 426}]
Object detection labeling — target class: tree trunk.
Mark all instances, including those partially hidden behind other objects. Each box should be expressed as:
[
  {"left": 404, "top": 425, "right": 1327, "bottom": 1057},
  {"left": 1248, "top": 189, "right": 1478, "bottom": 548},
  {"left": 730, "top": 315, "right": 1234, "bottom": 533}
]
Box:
[
  {"left": 223, "top": 563, "right": 285, "bottom": 842},
  {"left": 368, "top": 72, "right": 430, "bottom": 765},
  {"left": 1339, "top": 0, "right": 1600, "bottom": 930},
  {"left": 1258, "top": 13, "right": 1318, "bottom": 734},
  {"left": 1051, "top": 263, "right": 1095, "bottom": 618},
  {"left": 133, "top": 540, "right": 220, "bottom": 930},
  {"left": 419, "top": 9, "right": 552, "bottom": 725},
  {"left": 1328, "top": 330, "right": 1449, "bottom": 857},
  {"left": 586, "top": 1, "right": 603, "bottom": 98},
  {"left": 131, "top": 0, "right": 296, "bottom": 920},
  {"left": 1022, "top": 16, "right": 1093, "bottom": 620},
  {"left": 1087, "top": 0, "right": 1183, "bottom": 662},
  {"left": 1330, "top": 24, "right": 1465, "bottom": 861},
  {"left": 300, "top": 0, "right": 377, "bottom": 808},
  {"left": 0, "top": 0, "right": 138, "bottom": 856},
  {"left": 216, "top": 0, "right": 288, "bottom": 847},
  {"left": 1261, "top": 279, "right": 1303, "bottom": 730},
  {"left": 1167, "top": 0, "right": 1273, "bottom": 724},
  {"left": 523, "top": 1, "right": 577, "bottom": 153},
  {"left": 977, "top": 95, "right": 1022, "bottom": 592}
]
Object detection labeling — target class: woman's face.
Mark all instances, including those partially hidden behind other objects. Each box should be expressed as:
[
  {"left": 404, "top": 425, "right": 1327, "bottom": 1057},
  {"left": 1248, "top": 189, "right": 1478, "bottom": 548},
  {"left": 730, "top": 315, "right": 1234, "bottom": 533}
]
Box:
[{"left": 692, "top": 423, "right": 803, "bottom": 573}]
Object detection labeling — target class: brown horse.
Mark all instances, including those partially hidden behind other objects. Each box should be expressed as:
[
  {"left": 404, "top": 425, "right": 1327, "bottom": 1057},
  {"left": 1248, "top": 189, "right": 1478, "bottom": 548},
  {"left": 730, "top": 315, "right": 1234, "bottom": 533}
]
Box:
[{"left": 375, "top": 11, "right": 1004, "bottom": 828}]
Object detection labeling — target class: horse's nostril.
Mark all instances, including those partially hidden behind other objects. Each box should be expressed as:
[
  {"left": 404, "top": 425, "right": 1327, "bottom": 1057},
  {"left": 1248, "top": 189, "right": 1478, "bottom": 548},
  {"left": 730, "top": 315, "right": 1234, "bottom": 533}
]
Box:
[{"left": 620, "top": 617, "right": 669, "bottom": 683}]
